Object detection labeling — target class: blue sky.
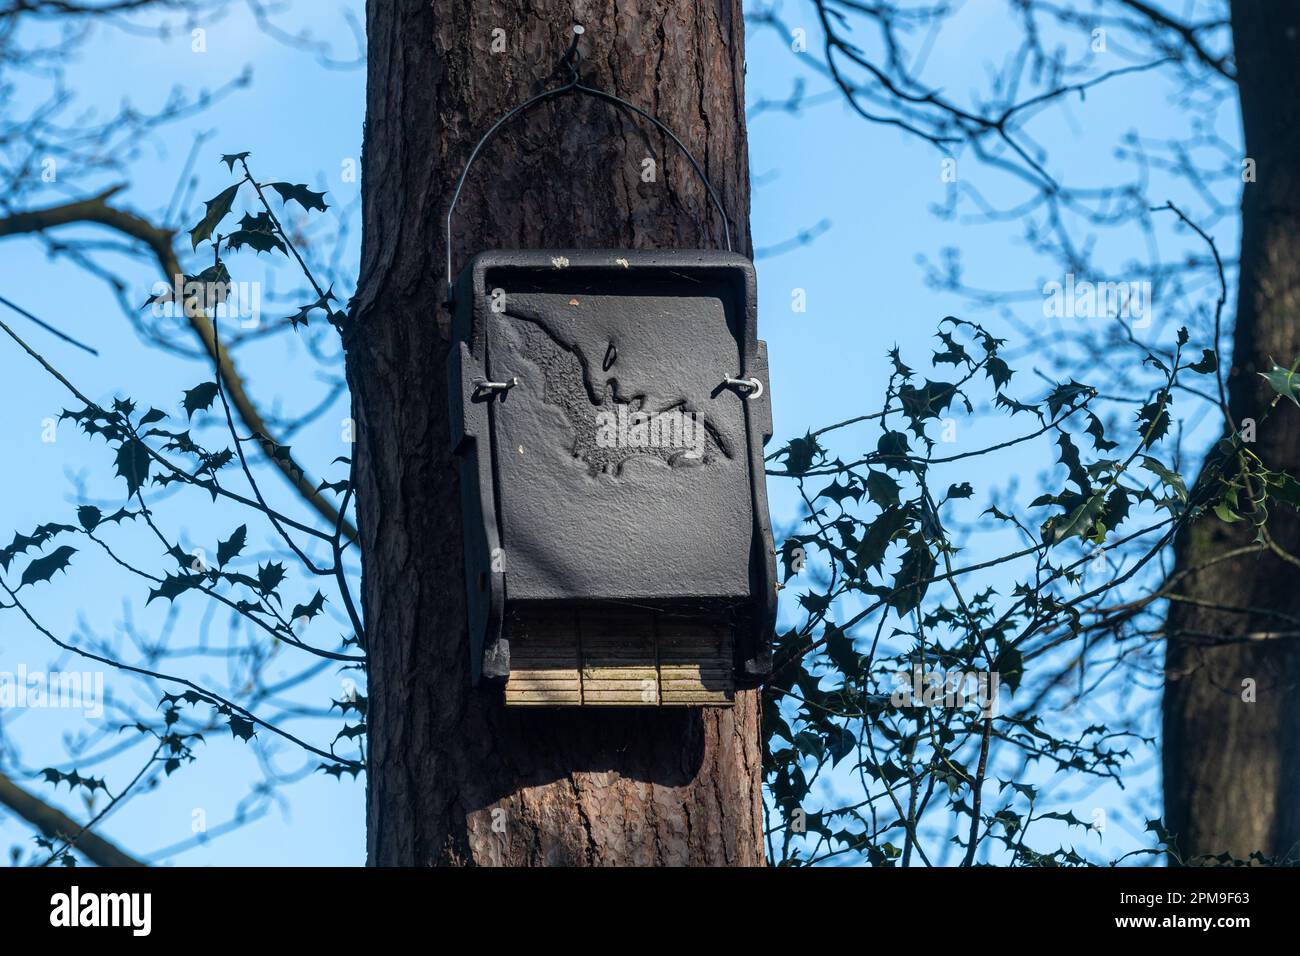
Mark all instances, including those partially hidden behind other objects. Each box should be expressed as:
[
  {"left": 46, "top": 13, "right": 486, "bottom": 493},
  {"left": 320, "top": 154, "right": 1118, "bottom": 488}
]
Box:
[{"left": 0, "top": 2, "right": 1240, "bottom": 865}]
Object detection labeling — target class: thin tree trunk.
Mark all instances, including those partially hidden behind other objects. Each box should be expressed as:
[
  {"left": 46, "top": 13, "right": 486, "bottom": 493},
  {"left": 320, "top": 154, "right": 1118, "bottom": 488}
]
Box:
[
  {"left": 347, "top": 0, "right": 764, "bottom": 865},
  {"left": 1162, "top": 0, "right": 1300, "bottom": 862}
]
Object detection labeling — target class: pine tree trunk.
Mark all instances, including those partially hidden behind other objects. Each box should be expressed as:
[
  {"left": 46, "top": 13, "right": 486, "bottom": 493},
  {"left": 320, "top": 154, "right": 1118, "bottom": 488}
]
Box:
[
  {"left": 346, "top": 0, "right": 764, "bottom": 865},
  {"left": 1162, "top": 0, "right": 1300, "bottom": 862}
]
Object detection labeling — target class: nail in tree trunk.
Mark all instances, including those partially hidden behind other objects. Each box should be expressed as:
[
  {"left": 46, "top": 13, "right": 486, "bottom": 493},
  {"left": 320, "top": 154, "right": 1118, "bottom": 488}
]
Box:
[
  {"left": 1162, "top": 0, "right": 1300, "bottom": 862},
  {"left": 347, "top": 0, "right": 764, "bottom": 865}
]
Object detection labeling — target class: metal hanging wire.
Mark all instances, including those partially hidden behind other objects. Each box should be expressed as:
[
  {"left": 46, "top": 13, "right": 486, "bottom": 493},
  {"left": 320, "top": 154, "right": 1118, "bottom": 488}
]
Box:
[{"left": 443, "top": 24, "right": 735, "bottom": 289}]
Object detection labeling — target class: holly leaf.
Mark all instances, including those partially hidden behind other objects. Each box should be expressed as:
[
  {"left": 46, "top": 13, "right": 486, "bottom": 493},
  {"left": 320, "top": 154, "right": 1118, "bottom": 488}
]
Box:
[
  {"left": 827, "top": 725, "right": 856, "bottom": 767},
  {"left": 225, "top": 211, "right": 286, "bottom": 255},
  {"left": 227, "top": 715, "right": 256, "bottom": 741},
  {"left": 19, "top": 546, "right": 76, "bottom": 588},
  {"left": 76, "top": 505, "right": 102, "bottom": 532},
  {"left": 114, "top": 439, "right": 151, "bottom": 496},
  {"left": 816, "top": 479, "right": 863, "bottom": 506},
  {"left": 994, "top": 646, "right": 1024, "bottom": 694},
  {"left": 220, "top": 151, "right": 250, "bottom": 172},
  {"left": 217, "top": 525, "right": 247, "bottom": 568},
  {"left": 985, "top": 355, "right": 1012, "bottom": 390},
  {"left": 333, "top": 723, "right": 367, "bottom": 744},
  {"left": 1084, "top": 413, "right": 1118, "bottom": 452},
  {"left": 898, "top": 379, "right": 958, "bottom": 437},
  {"left": 1187, "top": 349, "right": 1218, "bottom": 375},
  {"left": 147, "top": 572, "right": 202, "bottom": 604},
  {"left": 1137, "top": 394, "right": 1171, "bottom": 447},
  {"left": 257, "top": 561, "right": 287, "bottom": 599},
  {"left": 888, "top": 533, "right": 936, "bottom": 614},
  {"left": 290, "top": 591, "right": 326, "bottom": 623},
  {"left": 778, "top": 432, "right": 824, "bottom": 477},
  {"left": 1259, "top": 361, "right": 1300, "bottom": 407},
  {"left": 267, "top": 181, "right": 328, "bottom": 213},
  {"left": 288, "top": 288, "right": 337, "bottom": 329},
  {"left": 1040, "top": 491, "right": 1107, "bottom": 544},
  {"left": 1140, "top": 455, "right": 1187, "bottom": 506},
  {"left": 1046, "top": 380, "right": 1093, "bottom": 419},
  {"left": 876, "top": 430, "right": 913, "bottom": 473},
  {"left": 183, "top": 382, "right": 220, "bottom": 420},
  {"left": 864, "top": 469, "right": 901, "bottom": 508},
  {"left": 188, "top": 183, "right": 240, "bottom": 250}
]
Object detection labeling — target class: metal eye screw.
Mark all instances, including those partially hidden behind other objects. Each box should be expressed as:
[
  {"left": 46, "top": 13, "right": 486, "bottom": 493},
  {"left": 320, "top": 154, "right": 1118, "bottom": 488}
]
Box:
[
  {"left": 724, "top": 376, "right": 764, "bottom": 399},
  {"left": 474, "top": 377, "right": 520, "bottom": 398}
]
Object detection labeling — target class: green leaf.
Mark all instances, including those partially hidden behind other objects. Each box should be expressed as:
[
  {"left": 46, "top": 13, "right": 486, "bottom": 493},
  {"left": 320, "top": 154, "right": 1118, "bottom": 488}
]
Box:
[
  {"left": 995, "top": 392, "right": 1041, "bottom": 418},
  {"left": 1267, "top": 473, "right": 1300, "bottom": 509},
  {"left": 183, "top": 382, "right": 220, "bottom": 420},
  {"left": 946, "top": 482, "right": 974, "bottom": 500},
  {"left": 898, "top": 379, "right": 959, "bottom": 437},
  {"left": 188, "top": 183, "right": 240, "bottom": 250},
  {"left": 217, "top": 525, "right": 247, "bottom": 568},
  {"left": 227, "top": 715, "right": 256, "bottom": 742},
  {"left": 856, "top": 506, "right": 911, "bottom": 572},
  {"left": 114, "top": 439, "right": 151, "bottom": 496},
  {"left": 290, "top": 591, "right": 327, "bottom": 623},
  {"left": 779, "top": 432, "right": 824, "bottom": 477},
  {"left": 815, "top": 479, "right": 863, "bottom": 506},
  {"left": 864, "top": 469, "right": 901, "bottom": 508},
  {"left": 1187, "top": 349, "right": 1218, "bottom": 375},
  {"left": 225, "top": 211, "right": 287, "bottom": 255},
  {"left": 888, "top": 533, "right": 936, "bottom": 614},
  {"left": 1097, "top": 487, "right": 1131, "bottom": 540},
  {"left": 794, "top": 730, "right": 824, "bottom": 760},
  {"left": 932, "top": 331, "right": 969, "bottom": 367},
  {"left": 1136, "top": 394, "right": 1171, "bottom": 447},
  {"left": 147, "top": 572, "right": 203, "bottom": 604},
  {"left": 822, "top": 623, "right": 858, "bottom": 676},
  {"left": 827, "top": 726, "right": 856, "bottom": 767},
  {"left": 1055, "top": 432, "right": 1090, "bottom": 492},
  {"left": 288, "top": 288, "right": 337, "bottom": 329},
  {"left": 876, "top": 430, "right": 913, "bottom": 473},
  {"left": 1084, "top": 412, "right": 1118, "bottom": 452},
  {"left": 1259, "top": 361, "right": 1300, "bottom": 407},
  {"left": 1040, "top": 491, "right": 1107, "bottom": 544},
  {"left": 19, "top": 545, "right": 76, "bottom": 588},
  {"left": 220, "top": 151, "right": 250, "bottom": 172},
  {"left": 1213, "top": 501, "right": 1241, "bottom": 524},
  {"left": 1139, "top": 455, "right": 1187, "bottom": 505},
  {"left": 257, "top": 561, "right": 287, "bottom": 599},
  {"left": 1046, "top": 380, "right": 1092, "bottom": 418},
  {"left": 76, "top": 505, "right": 102, "bottom": 532},
  {"left": 994, "top": 645, "right": 1024, "bottom": 694},
  {"left": 780, "top": 538, "right": 808, "bottom": 582},
  {"left": 985, "top": 355, "right": 1012, "bottom": 390},
  {"left": 267, "top": 181, "right": 328, "bottom": 213}
]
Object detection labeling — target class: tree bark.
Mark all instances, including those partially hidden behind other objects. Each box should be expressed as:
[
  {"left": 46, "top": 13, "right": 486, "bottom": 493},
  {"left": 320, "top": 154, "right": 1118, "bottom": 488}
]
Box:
[
  {"left": 347, "top": 0, "right": 764, "bottom": 865},
  {"left": 1162, "top": 0, "right": 1300, "bottom": 862}
]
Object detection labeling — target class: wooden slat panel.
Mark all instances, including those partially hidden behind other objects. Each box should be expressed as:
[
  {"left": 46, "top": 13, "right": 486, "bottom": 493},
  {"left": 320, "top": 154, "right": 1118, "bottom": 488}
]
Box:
[
  {"left": 659, "top": 615, "right": 733, "bottom": 704},
  {"left": 504, "top": 608, "right": 734, "bottom": 707},
  {"left": 506, "top": 608, "right": 582, "bottom": 704}
]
